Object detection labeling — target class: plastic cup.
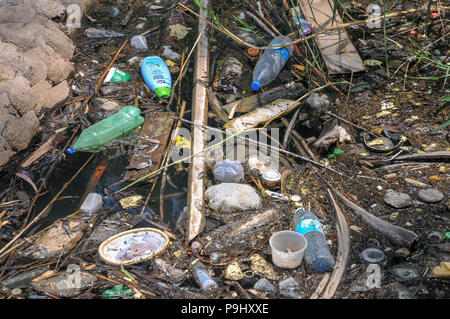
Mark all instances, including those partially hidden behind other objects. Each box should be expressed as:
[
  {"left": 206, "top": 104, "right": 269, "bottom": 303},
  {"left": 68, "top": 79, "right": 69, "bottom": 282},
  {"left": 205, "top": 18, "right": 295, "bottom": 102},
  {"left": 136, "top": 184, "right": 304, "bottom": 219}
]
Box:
[{"left": 269, "top": 230, "right": 308, "bottom": 269}]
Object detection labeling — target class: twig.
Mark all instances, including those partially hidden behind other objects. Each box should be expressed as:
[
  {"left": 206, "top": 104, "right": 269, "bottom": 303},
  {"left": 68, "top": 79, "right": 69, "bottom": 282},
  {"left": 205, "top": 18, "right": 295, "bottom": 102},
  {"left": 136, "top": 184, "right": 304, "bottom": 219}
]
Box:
[
  {"left": 96, "top": 39, "right": 129, "bottom": 90},
  {"left": 309, "top": 273, "right": 330, "bottom": 299},
  {"left": 282, "top": 108, "right": 300, "bottom": 149}
]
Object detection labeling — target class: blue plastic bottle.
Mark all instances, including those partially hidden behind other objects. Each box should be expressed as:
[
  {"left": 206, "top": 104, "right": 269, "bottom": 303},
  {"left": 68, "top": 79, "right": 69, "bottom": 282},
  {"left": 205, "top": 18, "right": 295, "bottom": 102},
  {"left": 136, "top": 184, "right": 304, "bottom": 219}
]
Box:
[
  {"left": 141, "top": 56, "right": 171, "bottom": 98},
  {"left": 251, "top": 35, "right": 293, "bottom": 91},
  {"left": 292, "top": 208, "right": 335, "bottom": 273}
]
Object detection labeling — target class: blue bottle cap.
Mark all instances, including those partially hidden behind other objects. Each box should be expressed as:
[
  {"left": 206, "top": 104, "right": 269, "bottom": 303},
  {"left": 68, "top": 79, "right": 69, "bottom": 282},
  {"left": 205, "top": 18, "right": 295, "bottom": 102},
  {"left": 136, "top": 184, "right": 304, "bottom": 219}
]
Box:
[
  {"left": 251, "top": 80, "right": 261, "bottom": 91},
  {"left": 66, "top": 148, "right": 75, "bottom": 155}
]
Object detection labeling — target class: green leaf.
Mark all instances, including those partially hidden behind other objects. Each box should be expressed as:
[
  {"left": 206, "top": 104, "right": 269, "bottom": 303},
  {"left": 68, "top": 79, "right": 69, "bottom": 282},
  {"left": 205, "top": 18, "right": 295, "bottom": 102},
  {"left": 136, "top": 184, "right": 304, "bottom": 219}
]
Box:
[
  {"left": 431, "top": 119, "right": 450, "bottom": 133},
  {"left": 440, "top": 96, "right": 450, "bottom": 102}
]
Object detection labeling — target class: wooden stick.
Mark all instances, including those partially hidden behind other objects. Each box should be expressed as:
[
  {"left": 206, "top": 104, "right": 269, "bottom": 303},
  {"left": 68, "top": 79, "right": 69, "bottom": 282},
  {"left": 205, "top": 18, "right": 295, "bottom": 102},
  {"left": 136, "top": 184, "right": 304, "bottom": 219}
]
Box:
[
  {"left": 310, "top": 273, "right": 330, "bottom": 299},
  {"left": 322, "top": 189, "right": 350, "bottom": 299},
  {"left": 186, "top": 0, "right": 209, "bottom": 244}
]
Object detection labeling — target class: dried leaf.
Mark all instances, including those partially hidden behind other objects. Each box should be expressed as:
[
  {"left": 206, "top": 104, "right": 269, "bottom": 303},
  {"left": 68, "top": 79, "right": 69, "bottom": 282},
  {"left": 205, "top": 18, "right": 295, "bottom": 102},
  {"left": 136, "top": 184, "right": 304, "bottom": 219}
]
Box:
[{"left": 15, "top": 172, "right": 38, "bottom": 193}]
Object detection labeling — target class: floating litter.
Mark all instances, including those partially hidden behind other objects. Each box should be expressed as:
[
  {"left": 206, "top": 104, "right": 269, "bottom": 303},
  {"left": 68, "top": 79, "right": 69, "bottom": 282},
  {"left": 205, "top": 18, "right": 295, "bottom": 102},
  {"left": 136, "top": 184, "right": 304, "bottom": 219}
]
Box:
[{"left": 98, "top": 228, "right": 169, "bottom": 265}]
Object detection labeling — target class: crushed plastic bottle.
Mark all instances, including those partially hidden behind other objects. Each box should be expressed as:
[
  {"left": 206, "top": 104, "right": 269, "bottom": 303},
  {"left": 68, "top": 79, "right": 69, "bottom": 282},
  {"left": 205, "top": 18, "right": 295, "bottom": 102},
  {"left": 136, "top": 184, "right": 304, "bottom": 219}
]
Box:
[
  {"left": 191, "top": 258, "right": 218, "bottom": 290},
  {"left": 213, "top": 159, "right": 244, "bottom": 183},
  {"left": 103, "top": 285, "right": 134, "bottom": 299},
  {"left": 292, "top": 208, "right": 335, "bottom": 273},
  {"left": 251, "top": 35, "right": 293, "bottom": 91},
  {"left": 67, "top": 105, "right": 144, "bottom": 153},
  {"left": 130, "top": 35, "right": 148, "bottom": 50}
]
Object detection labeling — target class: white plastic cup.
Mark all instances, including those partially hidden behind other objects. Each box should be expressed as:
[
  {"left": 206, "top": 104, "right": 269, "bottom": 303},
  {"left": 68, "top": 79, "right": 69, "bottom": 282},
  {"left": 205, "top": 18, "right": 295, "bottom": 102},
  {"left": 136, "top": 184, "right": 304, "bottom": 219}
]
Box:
[{"left": 269, "top": 230, "right": 308, "bottom": 269}]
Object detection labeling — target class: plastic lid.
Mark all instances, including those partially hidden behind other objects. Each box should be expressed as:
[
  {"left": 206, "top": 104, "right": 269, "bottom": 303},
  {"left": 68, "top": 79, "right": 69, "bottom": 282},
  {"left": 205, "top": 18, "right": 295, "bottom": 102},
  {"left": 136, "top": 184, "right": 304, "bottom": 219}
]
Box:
[
  {"left": 251, "top": 81, "right": 261, "bottom": 91},
  {"left": 66, "top": 148, "right": 75, "bottom": 155},
  {"left": 155, "top": 87, "right": 171, "bottom": 98}
]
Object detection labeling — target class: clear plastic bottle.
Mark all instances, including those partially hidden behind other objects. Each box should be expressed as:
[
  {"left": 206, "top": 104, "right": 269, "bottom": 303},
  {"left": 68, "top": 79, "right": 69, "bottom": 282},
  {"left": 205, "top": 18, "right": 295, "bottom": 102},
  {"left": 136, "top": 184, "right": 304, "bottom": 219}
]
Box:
[
  {"left": 191, "top": 259, "right": 218, "bottom": 290},
  {"left": 213, "top": 159, "right": 244, "bottom": 183},
  {"left": 251, "top": 35, "right": 293, "bottom": 91},
  {"left": 292, "top": 208, "right": 335, "bottom": 273},
  {"left": 67, "top": 105, "right": 144, "bottom": 153}
]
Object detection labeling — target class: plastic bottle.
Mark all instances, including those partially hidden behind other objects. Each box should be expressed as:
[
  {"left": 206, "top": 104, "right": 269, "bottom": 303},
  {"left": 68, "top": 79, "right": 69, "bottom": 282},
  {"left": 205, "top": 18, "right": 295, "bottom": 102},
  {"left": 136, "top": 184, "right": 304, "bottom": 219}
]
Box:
[
  {"left": 292, "top": 208, "right": 335, "bottom": 273},
  {"left": 67, "top": 105, "right": 144, "bottom": 153},
  {"left": 191, "top": 259, "right": 218, "bottom": 290},
  {"left": 251, "top": 35, "right": 293, "bottom": 91},
  {"left": 141, "top": 56, "right": 171, "bottom": 98},
  {"left": 213, "top": 159, "right": 244, "bottom": 183}
]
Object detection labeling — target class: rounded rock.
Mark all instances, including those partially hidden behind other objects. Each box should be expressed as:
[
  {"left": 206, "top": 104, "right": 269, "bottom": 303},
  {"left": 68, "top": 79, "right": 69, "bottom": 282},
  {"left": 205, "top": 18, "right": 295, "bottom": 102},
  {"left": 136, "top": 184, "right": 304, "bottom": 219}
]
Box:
[
  {"left": 418, "top": 188, "right": 444, "bottom": 204},
  {"left": 384, "top": 191, "right": 412, "bottom": 209}
]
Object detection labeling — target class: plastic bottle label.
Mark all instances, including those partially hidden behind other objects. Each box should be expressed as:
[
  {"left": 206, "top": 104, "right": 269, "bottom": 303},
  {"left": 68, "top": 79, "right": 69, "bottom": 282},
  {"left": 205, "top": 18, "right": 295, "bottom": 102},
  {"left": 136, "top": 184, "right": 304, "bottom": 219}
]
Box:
[
  {"left": 294, "top": 218, "right": 324, "bottom": 235},
  {"left": 269, "top": 42, "right": 290, "bottom": 62}
]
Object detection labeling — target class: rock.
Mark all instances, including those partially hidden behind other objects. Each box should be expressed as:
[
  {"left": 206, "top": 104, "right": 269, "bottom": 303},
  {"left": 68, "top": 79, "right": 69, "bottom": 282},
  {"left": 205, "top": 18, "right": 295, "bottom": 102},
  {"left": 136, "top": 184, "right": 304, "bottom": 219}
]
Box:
[
  {"left": 2, "top": 111, "right": 39, "bottom": 152},
  {"left": 253, "top": 278, "right": 276, "bottom": 293},
  {"left": 79, "top": 192, "right": 103, "bottom": 216},
  {"left": 1, "top": 266, "right": 50, "bottom": 289},
  {"left": 431, "top": 262, "right": 450, "bottom": 278},
  {"left": 305, "top": 93, "right": 329, "bottom": 111},
  {"left": 32, "top": 80, "right": 70, "bottom": 111},
  {"left": 0, "top": 92, "right": 9, "bottom": 107},
  {"left": 0, "top": 135, "right": 16, "bottom": 167},
  {"left": 31, "top": 269, "right": 97, "bottom": 297},
  {"left": 0, "top": 73, "right": 35, "bottom": 113},
  {"left": 418, "top": 188, "right": 444, "bottom": 204},
  {"left": 204, "top": 183, "right": 261, "bottom": 213},
  {"left": 391, "top": 263, "right": 420, "bottom": 281},
  {"left": 25, "top": 39, "right": 73, "bottom": 84},
  {"left": 384, "top": 190, "right": 412, "bottom": 209},
  {"left": 0, "top": 40, "right": 47, "bottom": 86},
  {"left": 162, "top": 46, "right": 181, "bottom": 61},
  {"left": 88, "top": 98, "right": 121, "bottom": 122},
  {"left": 153, "top": 258, "right": 186, "bottom": 283}
]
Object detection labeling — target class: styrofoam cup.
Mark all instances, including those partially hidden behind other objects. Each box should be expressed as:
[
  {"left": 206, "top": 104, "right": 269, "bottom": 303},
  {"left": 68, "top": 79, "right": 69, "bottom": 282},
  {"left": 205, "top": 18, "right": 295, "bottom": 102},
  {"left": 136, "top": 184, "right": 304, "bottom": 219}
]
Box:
[{"left": 269, "top": 230, "right": 308, "bottom": 269}]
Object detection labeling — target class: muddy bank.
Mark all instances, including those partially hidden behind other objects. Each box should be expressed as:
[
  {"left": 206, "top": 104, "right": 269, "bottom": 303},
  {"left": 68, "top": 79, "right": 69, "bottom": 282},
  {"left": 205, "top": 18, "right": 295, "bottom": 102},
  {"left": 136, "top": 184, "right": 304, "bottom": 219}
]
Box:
[{"left": 0, "top": 0, "right": 95, "bottom": 168}]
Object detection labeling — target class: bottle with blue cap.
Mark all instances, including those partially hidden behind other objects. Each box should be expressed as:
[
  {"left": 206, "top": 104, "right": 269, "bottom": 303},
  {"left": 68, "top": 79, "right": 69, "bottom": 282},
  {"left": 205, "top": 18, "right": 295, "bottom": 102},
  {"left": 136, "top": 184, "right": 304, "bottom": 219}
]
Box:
[
  {"left": 251, "top": 35, "right": 293, "bottom": 91},
  {"left": 292, "top": 208, "right": 335, "bottom": 273}
]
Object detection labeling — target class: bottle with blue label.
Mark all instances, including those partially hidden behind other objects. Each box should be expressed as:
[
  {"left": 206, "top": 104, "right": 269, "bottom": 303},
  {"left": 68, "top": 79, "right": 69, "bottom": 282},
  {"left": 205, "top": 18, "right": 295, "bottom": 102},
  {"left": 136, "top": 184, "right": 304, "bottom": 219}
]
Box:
[
  {"left": 141, "top": 56, "right": 171, "bottom": 98},
  {"left": 292, "top": 208, "right": 335, "bottom": 273},
  {"left": 251, "top": 35, "right": 293, "bottom": 91}
]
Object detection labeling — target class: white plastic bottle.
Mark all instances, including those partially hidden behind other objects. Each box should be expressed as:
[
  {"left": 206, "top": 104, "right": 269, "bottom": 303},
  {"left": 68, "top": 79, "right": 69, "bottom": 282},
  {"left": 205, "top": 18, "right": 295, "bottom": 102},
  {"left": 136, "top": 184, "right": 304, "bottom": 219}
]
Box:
[{"left": 251, "top": 35, "right": 293, "bottom": 91}]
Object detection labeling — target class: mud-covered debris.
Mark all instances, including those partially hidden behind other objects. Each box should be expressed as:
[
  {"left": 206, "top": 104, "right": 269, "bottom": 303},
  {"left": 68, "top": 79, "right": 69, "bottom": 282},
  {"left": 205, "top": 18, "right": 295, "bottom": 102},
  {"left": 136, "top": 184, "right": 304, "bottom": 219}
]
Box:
[
  {"left": 1, "top": 267, "right": 50, "bottom": 289},
  {"left": 153, "top": 258, "right": 187, "bottom": 283},
  {"left": 431, "top": 262, "right": 450, "bottom": 278},
  {"left": 305, "top": 93, "right": 329, "bottom": 112}
]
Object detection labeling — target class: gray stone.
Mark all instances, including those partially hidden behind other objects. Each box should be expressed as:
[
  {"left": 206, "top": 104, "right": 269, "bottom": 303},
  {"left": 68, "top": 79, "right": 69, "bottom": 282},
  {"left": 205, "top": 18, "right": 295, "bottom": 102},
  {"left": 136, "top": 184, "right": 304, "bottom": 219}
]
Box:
[
  {"left": 204, "top": 183, "right": 261, "bottom": 213},
  {"left": 80, "top": 192, "right": 103, "bottom": 215},
  {"left": 130, "top": 35, "right": 148, "bottom": 50},
  {"left": 0, "top": 73, "right": 35, "bottom": 113},
  {"left": 278, "top": 277, "right": 303, "bottom": 298},
  {"left": 253, "top": 278, "right": 276, "bottom": 293},
  {"left": 88, "top": 98, "right": 121, "bottom": 122},
  {"left": 384, "top": 190, "right": 412, "bottom": 209},
  {"left": 418, "top": 188, "right": 444, "bottom": 204}
]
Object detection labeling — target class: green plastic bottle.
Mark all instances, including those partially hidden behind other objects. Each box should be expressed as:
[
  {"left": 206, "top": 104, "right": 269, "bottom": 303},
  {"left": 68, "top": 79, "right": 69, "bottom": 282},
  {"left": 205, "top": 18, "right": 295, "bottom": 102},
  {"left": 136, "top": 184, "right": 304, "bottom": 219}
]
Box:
[{"left": 67, "top": 105, "right": 144, "bottom": 153}]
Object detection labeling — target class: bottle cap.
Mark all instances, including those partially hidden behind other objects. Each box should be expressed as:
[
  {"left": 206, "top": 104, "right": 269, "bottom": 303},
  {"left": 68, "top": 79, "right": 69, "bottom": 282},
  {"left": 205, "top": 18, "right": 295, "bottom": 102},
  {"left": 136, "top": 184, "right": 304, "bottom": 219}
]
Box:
[
  {"left": 155, "top": 87, "right": 171, "bottom": 98},
  {"left": 251, "top": 80, "right": 261, "bottom": 91},
  {"left": 66, "top": 148, "right": 75, "bottom": 155}
]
